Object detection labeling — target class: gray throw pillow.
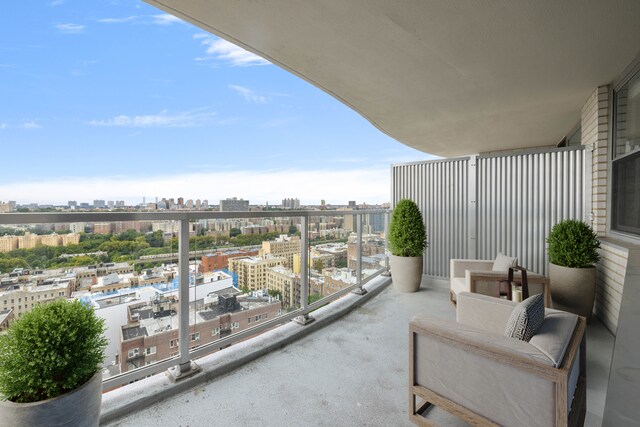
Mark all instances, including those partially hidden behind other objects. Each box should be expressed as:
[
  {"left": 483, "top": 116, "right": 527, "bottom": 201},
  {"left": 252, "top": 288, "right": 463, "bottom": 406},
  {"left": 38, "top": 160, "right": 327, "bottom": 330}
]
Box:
[
  {"left": 505, "top": 293, "right": 545, "bottom": 342},
  {"left": 492, "top": 252, "right": 518, "bottom": 271}
]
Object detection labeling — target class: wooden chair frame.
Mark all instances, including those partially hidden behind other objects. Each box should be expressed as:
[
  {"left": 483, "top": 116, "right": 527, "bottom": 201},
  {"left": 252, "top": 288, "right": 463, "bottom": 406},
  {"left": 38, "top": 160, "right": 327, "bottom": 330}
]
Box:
[{"left": 409, "top": 316, "right": 586, "bottom": 426}]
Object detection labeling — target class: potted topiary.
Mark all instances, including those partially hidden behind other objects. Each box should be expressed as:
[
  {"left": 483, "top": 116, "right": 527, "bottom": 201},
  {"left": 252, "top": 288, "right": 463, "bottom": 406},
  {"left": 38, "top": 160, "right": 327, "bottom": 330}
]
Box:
[
  {"left": 0, "top": 299, "right": 107, "bottom": 426},
  {"left": 547, "top": 220, "right": 601, "bottom": 321},
  {"left": 388, "top": 199, "right": 428, "bottom": 292}
]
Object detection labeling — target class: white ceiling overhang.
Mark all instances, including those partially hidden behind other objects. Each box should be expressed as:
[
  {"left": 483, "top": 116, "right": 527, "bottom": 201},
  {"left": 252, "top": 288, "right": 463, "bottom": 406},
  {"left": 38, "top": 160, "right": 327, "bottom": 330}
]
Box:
[{"left": 145, "top": 0, "right": 640, "bottom": 157}]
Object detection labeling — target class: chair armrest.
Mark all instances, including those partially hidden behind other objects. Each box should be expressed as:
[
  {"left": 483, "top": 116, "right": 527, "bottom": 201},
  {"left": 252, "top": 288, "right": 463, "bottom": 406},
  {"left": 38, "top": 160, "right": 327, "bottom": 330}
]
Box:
[
  {"left": 456, "top": 292, "right": 516, "bottom": 334},
  {"left": 466, "top": 270, "right": 551, "bottom": 307},
  {"left": 450, "top": 259, "right": 493, "bottom": 278}
]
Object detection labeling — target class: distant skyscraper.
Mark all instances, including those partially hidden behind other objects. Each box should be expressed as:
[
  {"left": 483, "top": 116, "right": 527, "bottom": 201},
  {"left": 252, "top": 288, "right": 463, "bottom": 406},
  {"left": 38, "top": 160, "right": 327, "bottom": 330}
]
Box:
[
  {"left": 348, "top": 201, "right": 356, "bottom": 208},
  {"left": 282, "top": 198, "right": 300, "bottom": 209},
  {"left": 93, "top": 200, "right": 106, "bottom": 209},
  {"left": 68, "top": 201, "right": 77, "bottom": 208},
  {"left": 177, "top": 197, "right": 184, "bottom": 207},
  {"left": 220, "top": 197, "right": 249, "bottom": 212}
]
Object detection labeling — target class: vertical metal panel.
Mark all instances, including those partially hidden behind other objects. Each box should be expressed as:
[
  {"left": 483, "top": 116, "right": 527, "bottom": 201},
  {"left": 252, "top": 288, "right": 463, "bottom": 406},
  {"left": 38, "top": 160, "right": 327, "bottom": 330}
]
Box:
[
  {"left": 391, "top": 147, "right": 585, "bottom": 278},
  {"left": 476, "top": 148, "right": 585, "bottom": 276},
  {"left": 391, "top": 158, "right": 469, "bottom": 277}
]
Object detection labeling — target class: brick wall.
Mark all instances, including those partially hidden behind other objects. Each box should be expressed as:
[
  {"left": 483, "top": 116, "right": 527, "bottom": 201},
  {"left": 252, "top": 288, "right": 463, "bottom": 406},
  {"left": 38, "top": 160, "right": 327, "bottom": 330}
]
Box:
[{"left": 581, "top": 86, "right": 628, "bottom": 334}]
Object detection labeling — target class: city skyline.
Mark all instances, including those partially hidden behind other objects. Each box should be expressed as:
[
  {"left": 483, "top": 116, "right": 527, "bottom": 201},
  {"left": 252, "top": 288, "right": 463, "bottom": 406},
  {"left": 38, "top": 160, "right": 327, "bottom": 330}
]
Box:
[{"left": 0, "top": 1, "right": 434, "bottom": 205}]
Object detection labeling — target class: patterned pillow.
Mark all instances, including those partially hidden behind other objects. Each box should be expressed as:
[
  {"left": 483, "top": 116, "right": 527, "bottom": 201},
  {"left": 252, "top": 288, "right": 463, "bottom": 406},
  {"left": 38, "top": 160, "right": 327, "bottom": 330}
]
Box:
[
  {"left": 505, "top": 293, "right": 545, "bottom": 342},
  {"left": 492, "top": 252, "right": 518, "bottom": 271}
]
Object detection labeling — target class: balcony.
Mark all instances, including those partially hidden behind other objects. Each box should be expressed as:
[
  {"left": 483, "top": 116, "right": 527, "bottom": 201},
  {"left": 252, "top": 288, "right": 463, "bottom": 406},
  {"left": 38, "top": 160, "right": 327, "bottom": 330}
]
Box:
[
  {"left": 100, "top": 277, "right": 613, "bottom": 426},
  {"left": 0, "top": 210, "right": 618, "bottom": 425}
]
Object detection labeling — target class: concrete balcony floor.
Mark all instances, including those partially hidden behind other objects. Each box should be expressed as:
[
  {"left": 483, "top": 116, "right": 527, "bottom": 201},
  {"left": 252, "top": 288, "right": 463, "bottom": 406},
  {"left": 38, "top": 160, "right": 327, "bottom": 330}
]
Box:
[{"left": 105, "top": 283, "right": 614, "bottom": 427}]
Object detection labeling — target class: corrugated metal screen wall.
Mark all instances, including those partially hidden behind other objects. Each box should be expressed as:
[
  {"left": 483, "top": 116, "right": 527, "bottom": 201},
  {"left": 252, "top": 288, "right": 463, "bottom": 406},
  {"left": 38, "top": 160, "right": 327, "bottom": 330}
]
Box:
[{"left": 391, "top": 147, "right": 585, "bottom": 278}]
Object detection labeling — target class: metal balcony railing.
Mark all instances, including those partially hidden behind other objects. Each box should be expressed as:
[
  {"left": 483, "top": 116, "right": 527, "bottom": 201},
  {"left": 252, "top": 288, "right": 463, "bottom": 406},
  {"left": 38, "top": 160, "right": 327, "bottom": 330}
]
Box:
[{"left": 0, "top": 209, "right": 390, "bottom": 390}]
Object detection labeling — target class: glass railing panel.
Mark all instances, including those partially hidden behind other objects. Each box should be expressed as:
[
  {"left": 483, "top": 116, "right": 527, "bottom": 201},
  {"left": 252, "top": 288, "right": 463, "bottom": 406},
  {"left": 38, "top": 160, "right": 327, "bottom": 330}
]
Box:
[
  {"left": 0, "top": 209, "right": 389, "bottom": 385},
  {"left": 357, "top": 211, "right": 387, "bottom": 281},
  {"left": 307, "top": 211, "right": 354, "bottom": 302},
  {"left": 188, "top": 215, "right": 296, "bottom": 359}
]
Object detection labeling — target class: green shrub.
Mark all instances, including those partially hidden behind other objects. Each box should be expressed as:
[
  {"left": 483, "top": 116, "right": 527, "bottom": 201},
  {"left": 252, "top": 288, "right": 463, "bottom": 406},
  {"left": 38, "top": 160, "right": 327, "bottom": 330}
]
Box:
[
  {"left": 547, "top": 220, "right": 600, "bottom": 268},
  {"left": 0, "top": 299, "right": 107, "bottom": 403},
  {"left": 388, "top": 199, "right": 427, "bottom": 257}
]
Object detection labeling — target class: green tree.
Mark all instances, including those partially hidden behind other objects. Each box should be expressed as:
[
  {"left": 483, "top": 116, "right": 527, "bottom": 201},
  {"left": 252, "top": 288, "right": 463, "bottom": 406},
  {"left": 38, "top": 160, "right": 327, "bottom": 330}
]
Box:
[
  {"left": 289, "top": 225, "right": 298, "bottom": 235},
  {"left": 230, "top": 228, "right": 242, "bottom": 237},
  {"left": 144, "top": 230, "right": 165, "bottom": 247},
  {"left": 115, "top": 229, "right": 141, "bottom": 241}
]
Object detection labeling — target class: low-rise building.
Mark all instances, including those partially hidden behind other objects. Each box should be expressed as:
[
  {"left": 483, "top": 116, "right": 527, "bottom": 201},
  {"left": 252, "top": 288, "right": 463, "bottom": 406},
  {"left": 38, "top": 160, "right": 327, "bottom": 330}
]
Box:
[
  {"left": 198, "top": 248, "right": 259, "bottom": 273},
  {"left": 0, "top": 281, "right": 70, "bottom": 324},
  {"left": 119, "top": 288, "right": 281, "bottom": 373}
]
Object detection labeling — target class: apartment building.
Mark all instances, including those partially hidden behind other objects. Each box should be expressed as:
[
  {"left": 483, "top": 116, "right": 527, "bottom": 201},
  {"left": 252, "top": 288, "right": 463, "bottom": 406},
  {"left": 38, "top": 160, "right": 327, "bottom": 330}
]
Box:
[
  {"left": 119, "top": 289, "right": 282, "bottom": 372},
  {"left": 260, "top": 235, "right": 300, "bottom": 269},
  {"left": 229, "top": 256, "right": 286, "bottom": 291},
  {"left": 265, "top": 266, "right": 299, "bottom": 308},
  {"left": 0, "top": 281, "right": 70, "bottom": 323},
  {"left": 219, "top": 197, "right": 249, "bottom": 212},
  {"left": 198, "top": 248, "right": 259, "bottom": 273}
]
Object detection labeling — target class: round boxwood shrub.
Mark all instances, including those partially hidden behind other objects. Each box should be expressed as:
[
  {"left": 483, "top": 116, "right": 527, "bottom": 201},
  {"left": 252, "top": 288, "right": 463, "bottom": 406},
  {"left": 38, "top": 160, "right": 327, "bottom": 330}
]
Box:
[
  {"left": 389, "top": 199, "right": 427, "bottom": 257},
  {"left": 0, "top": 299, "right": 107, "bottom": 403},
  {"left": 547, "top": 220, "right": 600, "bottom": 268}
]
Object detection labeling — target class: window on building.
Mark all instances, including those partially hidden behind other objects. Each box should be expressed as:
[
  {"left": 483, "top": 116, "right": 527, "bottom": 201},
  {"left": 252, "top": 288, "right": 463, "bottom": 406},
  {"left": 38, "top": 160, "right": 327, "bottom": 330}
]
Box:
[
  {"left": 127, "top": 348, "right": 139, "bottom": 358},
  {"left": 190, "top": 332, "right": 200, "bottom": 342},
  {"left": 170, "top": 339, "right": 179, "bottom": 348},
  {"left": 145, "top": 346, "right": 156, "bottom": 356},
  {"left": 212, "top": 327, "right": 220, "bottom": 336},
  {"left": 614, "top": 70, "right": 640, "bottom": 236}
]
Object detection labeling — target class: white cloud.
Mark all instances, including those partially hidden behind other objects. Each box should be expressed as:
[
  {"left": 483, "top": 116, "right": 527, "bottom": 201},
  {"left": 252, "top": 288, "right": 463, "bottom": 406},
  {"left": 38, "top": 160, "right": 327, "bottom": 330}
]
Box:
[
  {"left": 21, "top": 121, "right": 42, "bottom": 130},
  {"left": 229, "top": 85, "right": 267, "bottom": 104},
  {"left": 50, "top": 0, "right": 65, "bottom": 6},
  {"left": 55, "top": 23, "right": 86, "bottom": 34},
  {"left": 97, "top": 16, "right": 139, "bottom": 24},
  {"left": 0, "top": 168, "right": 390, "bottom": 205},
  {"left": 151, "top": 14, "right": 184, "bottom": 26},
  {"left": 87, "top": 108, "right": 218, "bottom": 128},
  {"left": 195, "top": 35, "right": 270, "bottom": 67},
  {"left": 0, "top": 123, "right": 7, "bottom": 130},
  {"left": 97, "top": 14, "right": 184, "bottom": 26}
]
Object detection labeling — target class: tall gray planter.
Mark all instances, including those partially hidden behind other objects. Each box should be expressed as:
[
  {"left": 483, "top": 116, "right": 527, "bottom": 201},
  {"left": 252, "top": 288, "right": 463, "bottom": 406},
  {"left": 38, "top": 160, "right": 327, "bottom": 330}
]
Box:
[
  {"left": 390, "top": 255, "right": 423, "bottom": 292},
  {"left": 0, "top": 371, "right": 102, "bottom": 427},
  {"left": 549, "top": 262, "right": 596, "bottom": 322}
]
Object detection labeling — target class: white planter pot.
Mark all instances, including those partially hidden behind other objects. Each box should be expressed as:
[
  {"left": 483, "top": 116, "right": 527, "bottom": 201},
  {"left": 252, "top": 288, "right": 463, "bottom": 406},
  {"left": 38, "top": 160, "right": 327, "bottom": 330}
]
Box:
[
  {"left": 549, "top": 262, "right": 596, "bottom": 321},
  {"left": 390, "top": 255, "right": 423, "bottom": 292},
  {"left": 0, "top": 371, "right": 102, "bottom": 427}
]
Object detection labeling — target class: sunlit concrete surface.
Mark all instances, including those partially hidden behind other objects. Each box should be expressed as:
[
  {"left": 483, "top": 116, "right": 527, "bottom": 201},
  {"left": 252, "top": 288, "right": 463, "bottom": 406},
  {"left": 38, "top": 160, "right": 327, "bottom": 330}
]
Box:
[{"left": 104, "top": 284, "right": 614, "bottom": 427}]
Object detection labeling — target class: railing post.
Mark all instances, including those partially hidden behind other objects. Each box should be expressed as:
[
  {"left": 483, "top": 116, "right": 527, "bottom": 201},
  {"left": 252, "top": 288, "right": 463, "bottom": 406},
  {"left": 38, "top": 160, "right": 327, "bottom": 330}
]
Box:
[
  {"left": 168, "top": 218, "right": 200, "bottom": 381},
  {"left": 352, "top": 213, "right": 367, "bottom": 295},
  {"left": 382, "top": 211, "right": 391, "bottom": 277},
  {"left": 294, "top": 215, "right": 314, "bottom": 325}
]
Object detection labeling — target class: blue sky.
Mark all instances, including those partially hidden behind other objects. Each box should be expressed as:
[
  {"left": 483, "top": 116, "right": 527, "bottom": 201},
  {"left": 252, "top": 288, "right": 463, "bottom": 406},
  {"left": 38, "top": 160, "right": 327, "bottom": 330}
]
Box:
[{"left": 0, "top": 0, "right": 432, "bottom": 205}]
